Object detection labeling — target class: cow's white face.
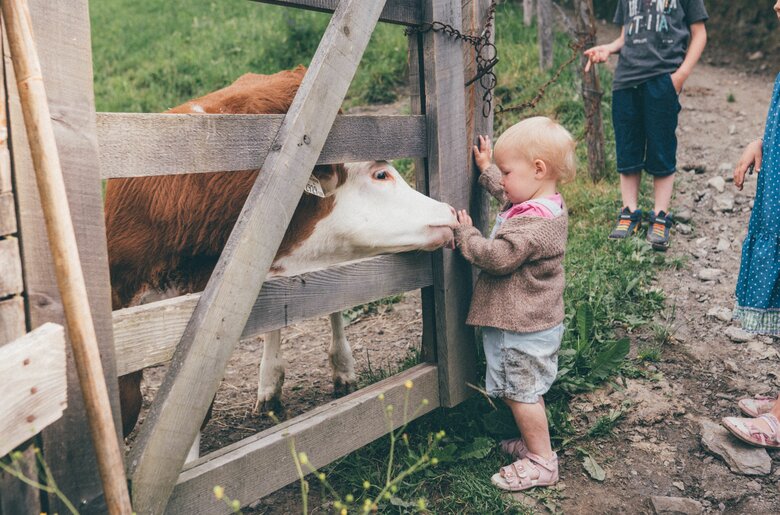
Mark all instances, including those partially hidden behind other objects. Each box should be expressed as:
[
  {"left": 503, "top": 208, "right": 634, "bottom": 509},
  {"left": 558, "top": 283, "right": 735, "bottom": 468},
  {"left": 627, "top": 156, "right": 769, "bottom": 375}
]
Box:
[{"left": 272, "top": 161, "right": 457, "bottom": 276}]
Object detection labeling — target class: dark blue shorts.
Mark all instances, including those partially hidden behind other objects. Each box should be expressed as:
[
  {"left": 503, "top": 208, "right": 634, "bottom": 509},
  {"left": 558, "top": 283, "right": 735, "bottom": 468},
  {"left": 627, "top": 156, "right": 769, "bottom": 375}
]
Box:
[{"left": 612, "top": 74, "right": 681, "bottom": 177}]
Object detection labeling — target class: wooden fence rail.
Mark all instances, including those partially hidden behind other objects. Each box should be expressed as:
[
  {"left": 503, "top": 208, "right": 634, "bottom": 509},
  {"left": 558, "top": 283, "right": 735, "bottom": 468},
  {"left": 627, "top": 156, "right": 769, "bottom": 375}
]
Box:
[
  {"left": 251, "top": 0, "right": 422, "bottom": 25},
  {"left": 97, "top": 114, "right": 427, "bottom": 178},
  {"left": 112, "top": 253, "right": 433, "bottom": 376}
]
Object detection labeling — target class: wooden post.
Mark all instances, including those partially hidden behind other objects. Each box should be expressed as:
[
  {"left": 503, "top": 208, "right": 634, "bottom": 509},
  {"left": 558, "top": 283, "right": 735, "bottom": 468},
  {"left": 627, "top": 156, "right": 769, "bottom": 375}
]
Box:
[
  {"left": 537, "top": 0, "right": 553, "bottom": 70},
  {"left": 1, "top": 1, "right": 131, "bottom": 513},
  {"left": 421, "top": 0, "right": 476, "bottom": 407},
  {"left": 575, "top": 0, "right": 606, "bottom": 181},
  {"left": 0, "top": 22, "right": 39, "bottom": 513},
  {"left": 127, "top": 2, "right": 388, "bottom": 512},
  {"left": 3, "top": 1, "right": 124, "bottom": 512},
  {"left": 524, "top": 0, "right": 535, "bottom": 26}
]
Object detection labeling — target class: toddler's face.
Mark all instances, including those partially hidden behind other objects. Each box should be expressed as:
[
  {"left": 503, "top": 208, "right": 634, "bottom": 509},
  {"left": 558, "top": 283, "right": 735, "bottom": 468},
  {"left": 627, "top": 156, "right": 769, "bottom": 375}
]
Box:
[{"left": 494, "top": 148, "right": 542, "bottom": 204}]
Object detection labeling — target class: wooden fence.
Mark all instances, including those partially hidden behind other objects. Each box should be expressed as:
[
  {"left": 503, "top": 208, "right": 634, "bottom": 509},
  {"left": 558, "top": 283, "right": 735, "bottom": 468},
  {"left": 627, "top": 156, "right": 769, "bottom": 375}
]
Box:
[{"left": 0, "top": 0, "right": 493, "bottom": 513}]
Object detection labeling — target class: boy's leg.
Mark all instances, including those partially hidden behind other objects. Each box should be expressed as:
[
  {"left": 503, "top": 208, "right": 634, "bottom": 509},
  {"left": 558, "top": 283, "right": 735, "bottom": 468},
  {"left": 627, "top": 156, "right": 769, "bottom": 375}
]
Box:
[
  {"left": 504, "top": 398, "right": 554, "bottom": 460},
  {"left": 620, "top": 172, "right": 641, "bottom": 212},
  {"left": 653, "top": 173, "right": 675, "bottom": 214}
]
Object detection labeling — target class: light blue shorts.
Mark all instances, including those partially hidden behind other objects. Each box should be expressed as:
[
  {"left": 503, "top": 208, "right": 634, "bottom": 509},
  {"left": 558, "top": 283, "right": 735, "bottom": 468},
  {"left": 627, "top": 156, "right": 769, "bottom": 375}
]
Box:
[{"left": 482, "top": 324, "right": 563, "bottom": 404}]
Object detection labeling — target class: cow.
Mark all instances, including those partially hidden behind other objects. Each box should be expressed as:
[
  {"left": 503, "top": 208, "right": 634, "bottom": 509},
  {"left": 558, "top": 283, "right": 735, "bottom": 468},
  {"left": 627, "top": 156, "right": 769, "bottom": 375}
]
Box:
[{"left": 105, "top": 66, "right": 457, "bottom": 442}]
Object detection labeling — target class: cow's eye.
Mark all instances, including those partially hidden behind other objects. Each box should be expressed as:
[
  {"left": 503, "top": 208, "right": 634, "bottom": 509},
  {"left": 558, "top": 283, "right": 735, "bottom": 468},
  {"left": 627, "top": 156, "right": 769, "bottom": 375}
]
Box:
[{"left": 373, "top": 170, "right": 389, "bottom": 180}]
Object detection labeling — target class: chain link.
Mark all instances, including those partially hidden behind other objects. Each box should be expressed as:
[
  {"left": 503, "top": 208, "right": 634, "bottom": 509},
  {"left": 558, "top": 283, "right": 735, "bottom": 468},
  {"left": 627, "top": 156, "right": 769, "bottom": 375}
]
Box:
[{"left": 405, "top": 0, "right": 499, "bottom": 117}]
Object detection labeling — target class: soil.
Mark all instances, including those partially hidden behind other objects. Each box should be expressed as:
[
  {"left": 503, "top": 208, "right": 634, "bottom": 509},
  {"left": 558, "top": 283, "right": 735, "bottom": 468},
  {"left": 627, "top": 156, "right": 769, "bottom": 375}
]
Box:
[{"left": 130, "top": 31, "right": 780, "bottom": 515}]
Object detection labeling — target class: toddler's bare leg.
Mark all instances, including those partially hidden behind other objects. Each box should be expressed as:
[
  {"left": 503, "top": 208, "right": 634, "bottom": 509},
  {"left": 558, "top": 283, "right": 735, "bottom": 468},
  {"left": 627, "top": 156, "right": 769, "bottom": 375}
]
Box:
[
  {"left": 620, "top": 173, "right": 641, "bottom": 212},
  {"left": 504, "top": 397, "right": 553, "bottom": 459},
  {"left": 653, "top": 174, "right": 675, "bottom": 213}
]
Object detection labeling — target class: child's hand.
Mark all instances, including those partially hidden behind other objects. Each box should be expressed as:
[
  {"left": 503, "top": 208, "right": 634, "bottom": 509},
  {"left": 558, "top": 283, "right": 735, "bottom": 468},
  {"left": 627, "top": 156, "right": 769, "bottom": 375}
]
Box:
[
  {"left": 734, "top": 139, "right": 763, "bottom": 191},
  {"left": 472, "top": 135, "right": 492, "bottom": 172},
  {"left": 584, "top": 45, "right": 611, "bottom": 72},
  {"left": 457, "top": 209, "right": 473, "bottom": 227}
]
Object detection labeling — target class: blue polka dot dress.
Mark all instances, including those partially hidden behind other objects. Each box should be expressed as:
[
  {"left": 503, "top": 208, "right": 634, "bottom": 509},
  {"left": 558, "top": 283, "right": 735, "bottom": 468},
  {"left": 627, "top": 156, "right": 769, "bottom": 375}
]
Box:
[{"left": 734, "top": 73, "right": 780, "bottom": 334}]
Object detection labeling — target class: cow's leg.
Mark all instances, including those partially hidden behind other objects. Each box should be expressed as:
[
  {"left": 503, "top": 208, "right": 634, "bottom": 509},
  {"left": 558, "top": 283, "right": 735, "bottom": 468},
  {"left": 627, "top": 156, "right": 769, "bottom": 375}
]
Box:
[
  {"left": 254, "top": 329, "right": 286, "bottom": 414},
  {"left": 329, "top": 311, "right": 356, "bottom": 396},
  {"left": 119, "top": 371, "right": 144, "bottom": 436}
]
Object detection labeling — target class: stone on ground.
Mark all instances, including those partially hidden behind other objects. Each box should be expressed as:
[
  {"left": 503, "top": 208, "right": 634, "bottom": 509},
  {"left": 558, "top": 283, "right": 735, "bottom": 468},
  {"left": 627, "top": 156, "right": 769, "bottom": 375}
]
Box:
[
  {"left": 700, "top": 419, "right": 771, "bottom": 475},
  {"left": 698, "top": 268, "right": 723, "bottom": 281},
  {"left": 706, "top": 306, "right": 732, "bottom": 322},
  {"left": 707, "top": 176, "right": 726, "bottom": 193},
  {"left": 650, "top": 496, "right": 703, "bottom": 515},
  {"left": 724, "top": 326, "right": 753, "bottom": 343}
]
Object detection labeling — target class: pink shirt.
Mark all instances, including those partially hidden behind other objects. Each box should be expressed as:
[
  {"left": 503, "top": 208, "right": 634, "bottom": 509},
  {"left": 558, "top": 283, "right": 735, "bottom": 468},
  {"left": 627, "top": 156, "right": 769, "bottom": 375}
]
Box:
[{"left": 502, "top": 193, "right": 564, "bottom": 220}]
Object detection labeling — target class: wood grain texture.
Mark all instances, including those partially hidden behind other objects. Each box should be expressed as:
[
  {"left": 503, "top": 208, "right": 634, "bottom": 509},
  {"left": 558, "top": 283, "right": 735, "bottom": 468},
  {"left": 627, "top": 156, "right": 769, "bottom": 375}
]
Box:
[
  {"left": 167, "top": 364, "right": 440, "bottom": 514},
  {"left": 0, "top": 192, "right": 17, "bottom": 235},
  {"left": 128, "top": 3, "right": 388, "bottom": 512},
  {"left": 113, "top": 254, "right": 432, "bottom": 376},
  {"left": 0, "top": 297, "right": 25, "bottom": 345},
  {"left": 0, "top": 323, "right": 67, "bottom": 459},
  {"left": 97, "top": 114, "right": 427, "bottom": 178},
  {"left": 422, "top": 0, "right": 477, "bottom": 407},
  {"left": 0, "top": 237, "right": 23, "bottom": 297},
  {"left": 251, "top": 0, "right": 421, "bottom": 25},
  {"left": 3, "top": 1, "right": 124, "bottom": 512}
]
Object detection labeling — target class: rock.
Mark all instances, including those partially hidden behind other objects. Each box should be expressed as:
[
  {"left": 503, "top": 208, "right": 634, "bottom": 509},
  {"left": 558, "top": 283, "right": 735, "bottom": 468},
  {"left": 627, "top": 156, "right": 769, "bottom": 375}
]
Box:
[
  {"left": 700, "top": 419, "right": 771, "bottom": 475},
  {"left": 673, "top": 481, "right": 685, "bottom": 491},
  {"left": 707, "top": 307, "right": 733, "bottom": 322},
  {"left": 682, "top": 163, "right": 707, "bottom": 174},
  {"left": 712, "top": 193, "right": 735, "bottom": 212},
  {"left": 725, "top": 326, "right": 753, "bottom": 343},
  {"left": 728, "top": 124, "right": 736, "bottom": 136},
  {"left": 748, "top": 50, "right": 764, "bottom": 61},
  {"left": 698, "top": 268, "right": 723, "bottom": 281},
  {"left": 692, "top": 248, "right": 708, "bottom": 259},
  {"left": 716, "top": 238, "right": 730, "bottom": 252},
  {"left": 675, "top": 208, "right": 693, "bottom": 223},
  {"left": 695, "top": 237, "right": 708, "bottom": 247},
  {"left": 650, "top": 496, "right": 703, "bottom": 514},
  {"left": 676, "top": 223, "right": 692, "bottom": 235}
]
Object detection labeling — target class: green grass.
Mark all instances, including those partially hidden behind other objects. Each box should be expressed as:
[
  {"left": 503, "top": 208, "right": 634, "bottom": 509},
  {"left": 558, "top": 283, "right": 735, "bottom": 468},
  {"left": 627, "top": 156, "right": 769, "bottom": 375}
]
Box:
[
  {"left": 90, "top": 0, "right": 407, "bottom": 112},
  {"left": 91, "top": 2, "right": 671, "bottom": 512}
]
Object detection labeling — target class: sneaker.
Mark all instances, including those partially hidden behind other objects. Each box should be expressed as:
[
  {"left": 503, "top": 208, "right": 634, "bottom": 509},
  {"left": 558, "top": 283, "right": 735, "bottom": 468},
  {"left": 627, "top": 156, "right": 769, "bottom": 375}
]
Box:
[
  {"left": 609, "top": 207, "right": 643, "bottom": 239},
  {"left": 647, "top": 210, "right": 673, "bottom": 251}
]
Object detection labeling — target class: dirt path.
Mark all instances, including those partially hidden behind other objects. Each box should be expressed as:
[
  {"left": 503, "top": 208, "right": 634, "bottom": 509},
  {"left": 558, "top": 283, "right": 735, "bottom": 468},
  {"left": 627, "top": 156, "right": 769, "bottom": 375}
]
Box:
[{"left": 547, "top": 45, "right": 780, "bottom": 514}]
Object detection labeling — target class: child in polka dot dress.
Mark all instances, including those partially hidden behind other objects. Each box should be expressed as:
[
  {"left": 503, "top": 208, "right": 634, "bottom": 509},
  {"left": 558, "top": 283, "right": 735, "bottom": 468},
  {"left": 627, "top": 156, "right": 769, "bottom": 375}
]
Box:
[{"left": 720, "top": 0, "right": 780, "bottom": 450}]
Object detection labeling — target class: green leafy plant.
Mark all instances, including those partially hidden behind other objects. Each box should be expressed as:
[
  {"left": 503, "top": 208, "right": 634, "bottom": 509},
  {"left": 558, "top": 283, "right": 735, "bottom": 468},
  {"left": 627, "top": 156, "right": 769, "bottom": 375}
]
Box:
[{"left": 0, "top": 447, "right": 79, "bottom": 515}]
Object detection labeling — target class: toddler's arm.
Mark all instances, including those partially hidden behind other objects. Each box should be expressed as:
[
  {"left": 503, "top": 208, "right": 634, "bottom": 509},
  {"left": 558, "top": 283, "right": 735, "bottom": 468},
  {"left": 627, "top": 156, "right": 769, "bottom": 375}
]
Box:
[
  {"left": 734, "top": 139, "right": 763, "bottom": 191},
  {"left": 472, "top": 135, "right": 507, "bottom": 203},
  {"left": 454, "top": 215, "right": 534, "bottom": 276}
]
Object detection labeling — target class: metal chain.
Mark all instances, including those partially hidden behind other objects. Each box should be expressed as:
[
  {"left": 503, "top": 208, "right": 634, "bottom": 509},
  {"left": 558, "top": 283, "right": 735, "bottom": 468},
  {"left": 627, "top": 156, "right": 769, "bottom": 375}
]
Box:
[{"left": 405, "top": 0, "right": 499, "bottom": 117}]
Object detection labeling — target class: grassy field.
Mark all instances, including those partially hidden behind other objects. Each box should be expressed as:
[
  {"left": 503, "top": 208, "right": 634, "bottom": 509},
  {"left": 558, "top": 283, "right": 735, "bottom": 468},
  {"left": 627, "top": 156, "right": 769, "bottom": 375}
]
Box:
[{"left": 91, "top": 1, "right": 672, "bottom": 512}]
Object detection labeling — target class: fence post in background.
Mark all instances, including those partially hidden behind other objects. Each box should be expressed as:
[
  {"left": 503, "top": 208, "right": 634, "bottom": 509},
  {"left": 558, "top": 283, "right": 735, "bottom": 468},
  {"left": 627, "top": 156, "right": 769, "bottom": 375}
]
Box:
[
  {"left": 575, "top": 0, "right": 606, "bottom": 180},
  {"left": 537, "top": 0, "right": 553, "bottom": 69},
  {"left": 524, "top": 0, "right": 535, "bottom": 26},
  {"left": 3, "top": 1, "right": 125, "bottom": 512},
  {"left": 0, "top": 21, "right": 41, "bottom": 515}
]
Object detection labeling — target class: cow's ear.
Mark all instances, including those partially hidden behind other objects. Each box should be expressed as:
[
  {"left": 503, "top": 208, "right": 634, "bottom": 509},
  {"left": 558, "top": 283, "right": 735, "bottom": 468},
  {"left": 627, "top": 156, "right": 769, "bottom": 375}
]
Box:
[{"left": 312, "top": 164, "right": 345, "bottom": 196}]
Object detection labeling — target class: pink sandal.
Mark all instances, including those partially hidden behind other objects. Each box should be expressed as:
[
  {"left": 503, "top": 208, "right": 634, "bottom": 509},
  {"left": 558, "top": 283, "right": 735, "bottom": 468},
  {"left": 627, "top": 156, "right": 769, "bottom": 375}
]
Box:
[
  {"left": 722, "top": 413, "right": 780, "bottom": 449},
  {"left": 499, "top": 437, "right": 529, "bottom": 460},
  {"left": 490, "top": 452, "right": 558, "bottom": 491},
  {"left": 737, "top": 396, "right": 776, "bottom": 417}
]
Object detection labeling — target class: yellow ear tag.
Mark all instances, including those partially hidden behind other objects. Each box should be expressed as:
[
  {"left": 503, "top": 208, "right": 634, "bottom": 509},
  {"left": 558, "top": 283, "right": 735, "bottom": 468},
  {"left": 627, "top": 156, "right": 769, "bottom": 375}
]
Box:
[{"left": 305, "top": 175, "right": 325, "bottom": 197}]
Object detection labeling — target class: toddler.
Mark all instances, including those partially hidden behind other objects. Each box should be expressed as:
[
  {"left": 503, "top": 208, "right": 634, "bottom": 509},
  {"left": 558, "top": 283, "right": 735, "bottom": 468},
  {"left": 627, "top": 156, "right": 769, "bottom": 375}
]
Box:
[{"left": 454, "top": 116, "right": 575, "bottom": 491}]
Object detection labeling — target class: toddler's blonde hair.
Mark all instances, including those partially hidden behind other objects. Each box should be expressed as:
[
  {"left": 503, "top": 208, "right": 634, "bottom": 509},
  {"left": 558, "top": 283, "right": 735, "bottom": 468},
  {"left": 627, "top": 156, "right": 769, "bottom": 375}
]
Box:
[{"left": 494, "top": 116, "right": 577, "bottom": 183}]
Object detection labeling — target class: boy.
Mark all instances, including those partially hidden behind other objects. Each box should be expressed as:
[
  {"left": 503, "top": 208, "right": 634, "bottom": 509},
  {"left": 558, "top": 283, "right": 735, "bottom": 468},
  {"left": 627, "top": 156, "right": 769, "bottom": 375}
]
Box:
[{"left": 585, "top": 0, "right": 708, "bottom": 250}]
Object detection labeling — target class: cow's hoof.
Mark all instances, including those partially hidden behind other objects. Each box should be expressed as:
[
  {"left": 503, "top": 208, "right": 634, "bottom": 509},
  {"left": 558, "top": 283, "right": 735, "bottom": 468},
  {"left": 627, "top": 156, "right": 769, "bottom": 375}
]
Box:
[
  {"left": 333, "top": 377, "right": 357, "bottom": 397},
  {"left": 252, "top": 395, "right": 284, "bottom": 417}
]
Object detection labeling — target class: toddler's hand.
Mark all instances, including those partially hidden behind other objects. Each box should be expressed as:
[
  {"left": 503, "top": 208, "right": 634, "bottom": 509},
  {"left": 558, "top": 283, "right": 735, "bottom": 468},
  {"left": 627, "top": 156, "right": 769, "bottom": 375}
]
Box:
[
  {"left": 472, "top": 135, "right": 492, "bottom": 172},
  {"left": 457, "top": 209, "right": 473, "bottom": 227}
]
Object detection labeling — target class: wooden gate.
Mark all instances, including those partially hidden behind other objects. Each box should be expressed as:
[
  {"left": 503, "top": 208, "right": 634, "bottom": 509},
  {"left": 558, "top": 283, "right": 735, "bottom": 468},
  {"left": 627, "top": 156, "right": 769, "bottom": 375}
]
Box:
[{"left": 0, "top": 0, "right": 494, "bottom": 513}]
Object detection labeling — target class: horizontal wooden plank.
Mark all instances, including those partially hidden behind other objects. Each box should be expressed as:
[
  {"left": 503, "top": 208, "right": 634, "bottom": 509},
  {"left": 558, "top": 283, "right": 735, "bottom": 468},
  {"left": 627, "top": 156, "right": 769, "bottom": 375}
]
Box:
[
  {"left": 113, "top": 253, "right": 432, "bottom": 376},
  {"left": 167, "top": 364, "right": 439, "bottom": 514},
  {"left": 0, "top": 236, "right": 23, "bottom": 297},
  {"left": 0, "top": 192, "right": 16, "bottom": 235},
  {"left": 250, "top": 0, "right": 422, "bottom": 25},
  {"left": 0, "top": 323, "right": 67, "bottom": 458},
  {"left": 97, "top": 114, "right": 427, "bottom": 178}
]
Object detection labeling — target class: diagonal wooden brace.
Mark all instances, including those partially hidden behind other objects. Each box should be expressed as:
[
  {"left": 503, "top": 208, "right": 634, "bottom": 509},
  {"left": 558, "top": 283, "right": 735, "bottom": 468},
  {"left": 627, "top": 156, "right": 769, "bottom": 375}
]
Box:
[{"left": 127, "top": 1, "right": 387, "bottom": 512}]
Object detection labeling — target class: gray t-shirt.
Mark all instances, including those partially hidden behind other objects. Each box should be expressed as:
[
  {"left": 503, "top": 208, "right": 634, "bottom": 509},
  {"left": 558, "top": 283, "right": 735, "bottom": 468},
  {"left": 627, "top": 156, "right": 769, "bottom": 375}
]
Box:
[{"left": 612, "top": 0, "right": 708, "bottom": 91}]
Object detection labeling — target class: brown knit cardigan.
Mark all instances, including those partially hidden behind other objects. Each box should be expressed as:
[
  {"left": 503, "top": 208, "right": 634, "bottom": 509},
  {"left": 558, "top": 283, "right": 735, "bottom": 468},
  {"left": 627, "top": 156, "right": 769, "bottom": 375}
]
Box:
[{"left": 453, "top": 165, "right": 568, "bottom": 333}]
